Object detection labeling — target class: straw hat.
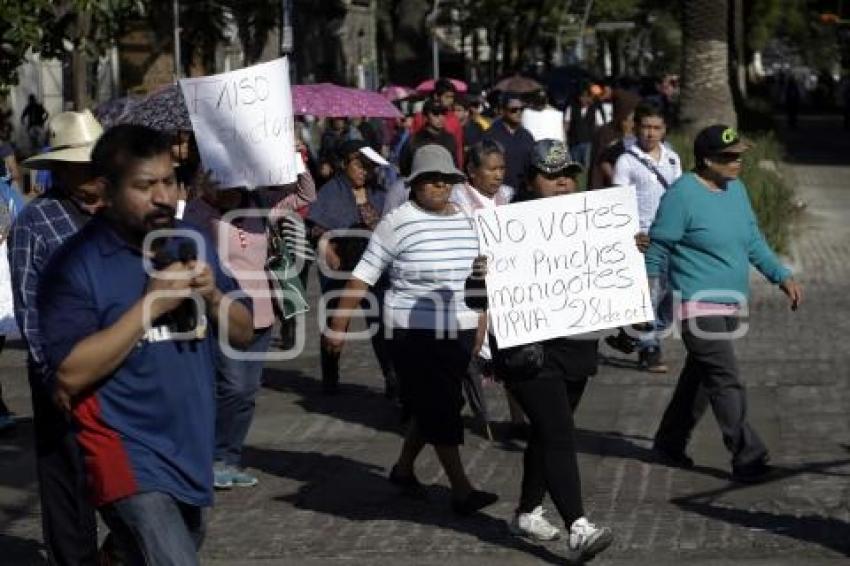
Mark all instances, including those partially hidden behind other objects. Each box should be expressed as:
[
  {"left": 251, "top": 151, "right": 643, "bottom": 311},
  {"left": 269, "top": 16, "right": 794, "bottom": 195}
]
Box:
[{"left": 22, "top": 110, "right": 103, "bottom": 169}]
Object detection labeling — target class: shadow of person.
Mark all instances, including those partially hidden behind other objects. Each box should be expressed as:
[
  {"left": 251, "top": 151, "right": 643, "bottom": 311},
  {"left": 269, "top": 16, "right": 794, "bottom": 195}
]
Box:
[
  {"left": 672, "top": 499, "right": 850, "bottom": 557},
  {"left": 263, "top": 367, "right": 405, "bottom": 437},
  {"left": 242, "top": 446, "right": 566, "bottom": 564},
  {"left": 573, "top": 428, "right": 730, "bottom": 481}
]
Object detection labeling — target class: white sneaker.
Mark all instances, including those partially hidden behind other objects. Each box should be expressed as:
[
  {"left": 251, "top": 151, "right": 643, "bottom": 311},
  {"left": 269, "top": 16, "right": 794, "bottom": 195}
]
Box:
[
  {"left": 508, "top": 506, "right": 560, "bottom": 541},
  {"left": 565, "top": 517, "right": 613, "bottom": 563}
]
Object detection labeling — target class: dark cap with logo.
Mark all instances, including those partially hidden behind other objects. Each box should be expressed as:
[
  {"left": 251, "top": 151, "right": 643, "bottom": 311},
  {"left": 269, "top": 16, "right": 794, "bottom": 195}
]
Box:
[
  {"left": 531, "top": 139, "right": 583, "bottom": 176},
  {"left": 693, "top": 125, "right": 750, "bottom": 159}
]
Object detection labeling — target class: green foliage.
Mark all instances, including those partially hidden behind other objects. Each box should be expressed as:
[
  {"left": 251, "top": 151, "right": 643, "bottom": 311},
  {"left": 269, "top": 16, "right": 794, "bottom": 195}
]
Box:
[
  {"left": 666, "top": 131, "right": 797, "bottom": 253},
  {"left": 0, "top": 0, "right": 143, "bottom": 86}
]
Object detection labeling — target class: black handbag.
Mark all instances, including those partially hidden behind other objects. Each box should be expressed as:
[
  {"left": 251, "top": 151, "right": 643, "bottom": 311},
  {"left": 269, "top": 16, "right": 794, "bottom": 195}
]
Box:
[{"left": 490, "top": 335, "right": 545, "bottom": 381}]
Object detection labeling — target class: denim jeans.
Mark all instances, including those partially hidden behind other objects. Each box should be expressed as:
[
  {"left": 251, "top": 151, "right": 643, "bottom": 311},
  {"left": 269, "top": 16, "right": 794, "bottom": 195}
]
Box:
[
  {"left": 100, "top": 491, "right": 205, "bottom": 566},
  {"left": 638, "top": 269, "right": 673, "bottom": 353},
  {"left": 570, "top": 142, "right": 592, "bottom": 169},
  {"left": 215, "top": 327, "right": 273, "bottom": 467}
]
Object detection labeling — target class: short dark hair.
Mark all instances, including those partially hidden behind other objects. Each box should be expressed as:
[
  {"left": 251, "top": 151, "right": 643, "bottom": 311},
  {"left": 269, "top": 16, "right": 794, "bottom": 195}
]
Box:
[
  {"left": 92, "top": 124, "right": 172, "bottom": 191},
  {"left": 434, "top": 78, "right": 456, "bottom": 96},
  {"left": 633, "top": 102, "right": 665, "bottom": 126},
  {"left": 466, "top": 139, "right": 505, "bottom": 172}
]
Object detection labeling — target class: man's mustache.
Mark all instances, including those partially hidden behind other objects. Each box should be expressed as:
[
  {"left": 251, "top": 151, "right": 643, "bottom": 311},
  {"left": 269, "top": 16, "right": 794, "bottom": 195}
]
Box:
[{"left": 144, "top": 205, "right": 176, "bottom": 223}]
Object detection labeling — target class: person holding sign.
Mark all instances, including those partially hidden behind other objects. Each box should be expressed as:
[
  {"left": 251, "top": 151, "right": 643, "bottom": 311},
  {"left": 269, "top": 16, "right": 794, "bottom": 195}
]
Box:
[
  {"left": 646, "top": 125, "right": 802, "bottom": 482},
  {"left": 466, "top": 140, "right": 613, "bottom": 561},
  {"left": 324, "top": 144, "right": 498, "bottom": 516}
]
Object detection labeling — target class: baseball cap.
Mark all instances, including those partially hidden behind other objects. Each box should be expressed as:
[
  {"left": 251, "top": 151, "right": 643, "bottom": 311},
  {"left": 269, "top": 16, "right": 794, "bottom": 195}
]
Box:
[
  {"left": 531, "top": 139, "right": 583, "bottom": 176},
  {"left": 693, "top": 125, "right": 750, "bottom": 159},
  {"left": 337, "top": 139, "right": 389, "bottom": 166}
]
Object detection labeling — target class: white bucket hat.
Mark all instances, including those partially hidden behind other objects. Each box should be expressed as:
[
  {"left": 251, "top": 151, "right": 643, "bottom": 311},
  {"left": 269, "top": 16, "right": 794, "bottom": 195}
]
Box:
[{"left": 22, "top": 110, "right": 104, "bottom": 170}]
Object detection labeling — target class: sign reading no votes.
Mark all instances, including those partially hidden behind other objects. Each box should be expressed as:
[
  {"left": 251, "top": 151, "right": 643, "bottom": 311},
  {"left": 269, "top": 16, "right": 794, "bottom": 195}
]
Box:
[
  {"left": 179, "top": 57, "right": 296, "bottom": 189},
  {"left": 474, "top": 186, "right": 654, "bottom": 349}
]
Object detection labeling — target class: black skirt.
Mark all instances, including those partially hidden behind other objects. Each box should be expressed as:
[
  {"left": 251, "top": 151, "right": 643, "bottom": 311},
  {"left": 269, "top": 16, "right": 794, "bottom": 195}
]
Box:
[{"left": 390, "top": 328, "right": 476, "bottom": 446}]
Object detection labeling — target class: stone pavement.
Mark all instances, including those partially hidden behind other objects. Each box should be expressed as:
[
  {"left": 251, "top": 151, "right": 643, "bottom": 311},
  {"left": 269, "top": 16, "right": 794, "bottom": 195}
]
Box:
[{"left": 1, "top": 115, "right": 849, "bottom": 565}]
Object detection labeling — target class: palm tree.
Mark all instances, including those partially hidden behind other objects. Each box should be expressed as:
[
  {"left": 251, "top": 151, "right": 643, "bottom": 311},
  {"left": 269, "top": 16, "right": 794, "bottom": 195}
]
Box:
[{"left": 679, "top": 0, "right": 737, "bottom": 136}]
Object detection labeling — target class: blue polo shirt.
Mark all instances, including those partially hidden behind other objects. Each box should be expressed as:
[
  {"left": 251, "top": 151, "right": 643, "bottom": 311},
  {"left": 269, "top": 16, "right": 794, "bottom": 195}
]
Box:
[{"left": 38, "top": 217, "right": 240, "bottom": 508}]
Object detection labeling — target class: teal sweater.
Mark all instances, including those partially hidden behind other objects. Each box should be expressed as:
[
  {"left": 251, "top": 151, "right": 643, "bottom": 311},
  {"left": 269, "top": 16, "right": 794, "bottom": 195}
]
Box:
[{"left": 645, "top": 172, "right": 791, "bottom": 304}]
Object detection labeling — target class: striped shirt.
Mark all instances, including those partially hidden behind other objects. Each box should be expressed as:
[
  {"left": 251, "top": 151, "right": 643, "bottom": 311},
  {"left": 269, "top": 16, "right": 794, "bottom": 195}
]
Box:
[
  {"left": 612, "top": 142, "right": 682, "bottom": 232},
  {"left": 352, "top": 201, "right": 480, "bottom": 331}
]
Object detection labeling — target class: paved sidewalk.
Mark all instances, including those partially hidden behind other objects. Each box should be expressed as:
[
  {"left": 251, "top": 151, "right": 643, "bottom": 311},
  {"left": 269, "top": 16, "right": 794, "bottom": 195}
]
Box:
[{"left": 1, "top": 115, "right": 849, "bottom": 565}]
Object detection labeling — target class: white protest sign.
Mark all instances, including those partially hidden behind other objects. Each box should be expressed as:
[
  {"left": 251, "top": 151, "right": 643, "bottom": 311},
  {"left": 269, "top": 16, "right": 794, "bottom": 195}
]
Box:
[
  {"left": 179, "top": 57, "right": 296, "bottom": 189},
  {"left": 474, "top": 186, "right": 654, "bottom": 348}
]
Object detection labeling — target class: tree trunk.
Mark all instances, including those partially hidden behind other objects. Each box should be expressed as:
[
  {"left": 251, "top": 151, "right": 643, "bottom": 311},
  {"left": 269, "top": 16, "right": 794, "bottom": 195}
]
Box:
[
  {"left": 679, "top": 0, "right": 737, "bottom": 136},
  {"left": 72, "top": 9, "right": 92, "bottom": 111}
]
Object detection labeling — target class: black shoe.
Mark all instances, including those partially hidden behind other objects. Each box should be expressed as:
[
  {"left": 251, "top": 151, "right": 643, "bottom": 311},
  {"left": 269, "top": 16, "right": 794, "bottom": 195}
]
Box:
[
  {"left": 652, "top": 444, "right": 694, "bottom": 469},
  {"left": 639, "top": 348, "right": 668, "bottom": 373},
  {"left": 451, "top": 489, "right": 498, "bottom": 516},
  {"left": 389, "top": 465, "right": 427, "bottom": 498},
  {"left": 732, "top": 459, "right": 774, "bottom": 483},
  {"left": 605, "top": 330, "right": 637, "bottom": 355}
]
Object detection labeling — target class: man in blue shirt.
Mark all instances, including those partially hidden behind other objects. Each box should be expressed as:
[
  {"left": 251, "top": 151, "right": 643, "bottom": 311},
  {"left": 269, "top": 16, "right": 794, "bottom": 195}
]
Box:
[
  {"left": 483, "top": 93, "right": 535, "bottom": 191},
  {"left": 38, "top": 124, "right": 253, "bottom": 564}
]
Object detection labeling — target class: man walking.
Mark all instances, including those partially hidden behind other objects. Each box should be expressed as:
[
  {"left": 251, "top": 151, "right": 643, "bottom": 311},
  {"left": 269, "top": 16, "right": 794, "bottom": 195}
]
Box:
[
  {"left": 9, "top": 109, "right": 105, "bottom": 565},
  {"left": 400, "top": 99, "right": 457, "bottom": 176},
  {"left": 37, "top": 124, "right": 253, "bottom": 564},
  {"left": 612, "top": 103, "right": 682, "bottom": 372},
  {"left": 483, "top": 93, "right": 535, "bottom": 191},
  {"left": 412, "top": 78, "right": 464, "bottom": 166}
]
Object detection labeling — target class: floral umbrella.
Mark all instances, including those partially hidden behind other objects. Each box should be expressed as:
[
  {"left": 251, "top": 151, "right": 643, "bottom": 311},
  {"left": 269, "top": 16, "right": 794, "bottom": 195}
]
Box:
[
  {"left": 94, "top": 96, "right": 142, "bottom": 128},
  {"left": 291, "top": 84, "right": 402, "bottom": 118},
  {"left": 121, "top": 84, "right": 192, "bottom": 131}
]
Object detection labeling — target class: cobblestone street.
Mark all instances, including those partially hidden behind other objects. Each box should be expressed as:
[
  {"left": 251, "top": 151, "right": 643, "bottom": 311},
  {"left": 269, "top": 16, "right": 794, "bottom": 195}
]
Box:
[{"left": 1, "top": 116, "right": 849, "bottom": 565}]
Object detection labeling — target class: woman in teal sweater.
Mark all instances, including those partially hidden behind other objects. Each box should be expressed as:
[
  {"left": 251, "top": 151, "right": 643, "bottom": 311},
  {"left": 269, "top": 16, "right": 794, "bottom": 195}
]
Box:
[{"left": 645, "top": 125, "right": 802, "bottom": 482}]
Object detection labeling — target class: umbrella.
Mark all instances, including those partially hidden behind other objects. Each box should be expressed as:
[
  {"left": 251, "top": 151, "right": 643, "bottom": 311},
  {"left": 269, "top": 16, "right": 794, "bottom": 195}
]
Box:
[
  {"left": 94, "top": 96, "right": 141, "bottom": 128},
  {"left": 121, "top": 84, "right": 192, "bottom": 131},
  {"left": 415, "top": 78, "right": 468, "bottom": 93},
  {"left": 291, "top": 83, "right": 401, "bottom": 118},
  {"left": 379, "top": 84, "right": 414, "bottom": 102},
  {"left": 493, "top": 75, "right": 543, "bottom": 94}
]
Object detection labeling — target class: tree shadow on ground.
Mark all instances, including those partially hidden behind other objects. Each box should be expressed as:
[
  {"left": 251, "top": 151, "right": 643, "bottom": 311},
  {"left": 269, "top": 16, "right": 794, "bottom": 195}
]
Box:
[
  {"left": 671, "top": 454, "right": 850, "bottom": 557},
  {"left": 243, "top": 446, "right": 566, "bottom": 564},
  {"left": 262, "top": 367, "right": 405, "bottom": 437}
]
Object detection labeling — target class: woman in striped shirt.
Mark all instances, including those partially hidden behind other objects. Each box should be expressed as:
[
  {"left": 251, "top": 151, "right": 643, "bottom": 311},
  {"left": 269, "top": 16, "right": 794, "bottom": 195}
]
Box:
[{"left": 324, "top": 144, "right": 498, "bottom": 516}]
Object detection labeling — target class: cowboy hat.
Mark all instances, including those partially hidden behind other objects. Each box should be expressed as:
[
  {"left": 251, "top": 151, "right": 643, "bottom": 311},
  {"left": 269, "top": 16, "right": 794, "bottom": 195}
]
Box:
[{"left": 22, "top": 110, "right": 103, "bottom": 169}]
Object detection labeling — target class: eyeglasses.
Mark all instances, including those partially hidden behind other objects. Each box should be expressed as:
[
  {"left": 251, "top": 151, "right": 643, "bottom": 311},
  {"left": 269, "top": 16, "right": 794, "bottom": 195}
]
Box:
[{"left": 506, "top": 106, "right": 524, "bottom": 113}]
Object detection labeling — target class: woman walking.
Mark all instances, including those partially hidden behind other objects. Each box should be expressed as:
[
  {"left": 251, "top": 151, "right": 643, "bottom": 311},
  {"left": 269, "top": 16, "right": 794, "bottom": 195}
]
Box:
[
  {"left": 308, "top": 139, "right": 396, "bottom": 396},
  {"left": 467, "top": 140, "right": 613, "bottom": 563},
  {"left": 648, "top": 125, "right": 802, "bottom": 481},
  {"left": 324, "top": 144, "right": 498, "bottom": 515}
]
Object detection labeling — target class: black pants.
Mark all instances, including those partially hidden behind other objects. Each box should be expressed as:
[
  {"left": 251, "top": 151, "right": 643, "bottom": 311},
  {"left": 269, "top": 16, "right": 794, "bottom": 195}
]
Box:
[
  {"left": 507, "top": 370, "right": 585, "bottom": 523},
  {"left": 28, "top": 369, "right": 99, "bottom": 565},
  {"left": 654, "top": 316, "right": 768, "bottom": 468}
]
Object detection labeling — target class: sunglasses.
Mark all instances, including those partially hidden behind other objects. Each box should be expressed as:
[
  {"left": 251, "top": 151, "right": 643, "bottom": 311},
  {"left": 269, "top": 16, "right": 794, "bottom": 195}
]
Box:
[
  {"left": 416, "top": 173, "right": 456, "bottom": 187},
  {"left": 506, "top": 106, "right": 525, "bottom": 113},
  {"left": 537, "top": 169, "right": 575, "bottom": 181},
  {"left": 712, "top": 152, "right": 744, "bottom": 164}
]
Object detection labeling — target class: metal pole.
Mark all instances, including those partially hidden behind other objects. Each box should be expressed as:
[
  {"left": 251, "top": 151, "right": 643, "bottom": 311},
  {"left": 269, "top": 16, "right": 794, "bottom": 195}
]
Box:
[
  {"left": 577, "top": 0, "right": 594, "bottom": 62},
  {"left": 173, "top": 0, "right": 181, "bottom": 79},
  {"left": 428, "top": 0, "right": 441, "bottom": 78}
]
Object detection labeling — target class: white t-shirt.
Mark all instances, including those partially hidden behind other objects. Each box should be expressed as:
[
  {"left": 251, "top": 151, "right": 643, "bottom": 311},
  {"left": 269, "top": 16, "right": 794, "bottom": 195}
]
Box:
[
  {"left": 522, "top": 107, "right": 566, "bottom": 142},
  {"left": 612, "top": 142, "right": 682, "bottom": 232},
  {"left": 353, "top": 201, "right": 481, "bottom": 331}
]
